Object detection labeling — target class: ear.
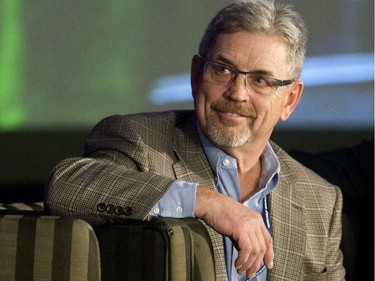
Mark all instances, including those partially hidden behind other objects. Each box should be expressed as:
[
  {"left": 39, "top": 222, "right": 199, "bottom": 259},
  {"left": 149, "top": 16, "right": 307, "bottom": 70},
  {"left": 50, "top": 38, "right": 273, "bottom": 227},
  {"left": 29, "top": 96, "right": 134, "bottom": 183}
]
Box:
[
  {"left": 190, "top": 55, "right": 203, "bottom": 100},
  {"left": 280, "top": 80, "right": 303, "bottom": 121}
]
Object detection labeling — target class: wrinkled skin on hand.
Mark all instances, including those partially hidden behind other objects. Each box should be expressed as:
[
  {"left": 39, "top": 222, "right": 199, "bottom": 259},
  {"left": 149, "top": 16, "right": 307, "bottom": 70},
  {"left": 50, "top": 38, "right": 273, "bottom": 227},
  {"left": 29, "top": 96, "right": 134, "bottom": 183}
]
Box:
[{"left": 195, "top": 187, "right": 274, "bottom": 279}]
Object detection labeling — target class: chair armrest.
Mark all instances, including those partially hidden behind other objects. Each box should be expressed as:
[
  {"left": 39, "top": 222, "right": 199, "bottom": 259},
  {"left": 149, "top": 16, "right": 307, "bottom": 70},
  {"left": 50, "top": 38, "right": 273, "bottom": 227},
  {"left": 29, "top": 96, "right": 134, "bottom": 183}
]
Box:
[{"left": 94, "top": 217, "right": 216, "bottom": 281}]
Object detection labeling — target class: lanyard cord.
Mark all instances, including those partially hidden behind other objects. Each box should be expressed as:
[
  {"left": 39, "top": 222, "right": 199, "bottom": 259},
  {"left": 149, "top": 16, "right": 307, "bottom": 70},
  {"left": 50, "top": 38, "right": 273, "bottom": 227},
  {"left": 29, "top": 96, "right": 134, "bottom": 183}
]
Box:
[
  {"left": 250, "top": 196, "right": 272, "bottom": 280},
  {"left": 263, "top": 195, "right": 272, "bottom": 235}
]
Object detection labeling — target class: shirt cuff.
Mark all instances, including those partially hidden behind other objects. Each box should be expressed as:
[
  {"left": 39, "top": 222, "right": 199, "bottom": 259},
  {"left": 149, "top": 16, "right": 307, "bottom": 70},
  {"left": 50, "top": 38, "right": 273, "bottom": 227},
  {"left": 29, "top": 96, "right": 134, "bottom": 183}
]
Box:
[{"left": 149, "top": 180, "right": 197, "bottom": 218}]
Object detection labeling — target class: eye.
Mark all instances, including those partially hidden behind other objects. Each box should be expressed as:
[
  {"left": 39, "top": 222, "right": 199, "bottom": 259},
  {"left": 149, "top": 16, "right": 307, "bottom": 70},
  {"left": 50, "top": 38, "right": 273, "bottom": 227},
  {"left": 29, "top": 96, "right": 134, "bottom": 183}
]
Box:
[
  {"left": 250, "top": 74, "right": 273, "bottom": 87},
  {"left": 213, "top": 63, "right": 232, "bottom": 75}
]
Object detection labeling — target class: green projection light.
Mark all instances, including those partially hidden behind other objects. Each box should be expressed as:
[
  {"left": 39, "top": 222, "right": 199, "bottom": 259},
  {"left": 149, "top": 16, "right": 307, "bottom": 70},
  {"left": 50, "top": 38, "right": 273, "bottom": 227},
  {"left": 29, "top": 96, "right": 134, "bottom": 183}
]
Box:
[{"left": 0, "top": 0, "right": 23, "bottom": 130}]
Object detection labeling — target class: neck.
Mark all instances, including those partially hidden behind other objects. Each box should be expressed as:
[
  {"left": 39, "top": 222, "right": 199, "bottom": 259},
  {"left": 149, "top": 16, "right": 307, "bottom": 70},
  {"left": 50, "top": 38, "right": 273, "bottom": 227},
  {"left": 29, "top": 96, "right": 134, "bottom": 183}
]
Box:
[
  {"left": 222, "top": 139, "right": 266, "bottom": 170},
  {"left": 238, "top": 157, "right": 262, "bottom": 202},
  {"left": 221, "top": 140, "right": 267, "bottom": 202}
]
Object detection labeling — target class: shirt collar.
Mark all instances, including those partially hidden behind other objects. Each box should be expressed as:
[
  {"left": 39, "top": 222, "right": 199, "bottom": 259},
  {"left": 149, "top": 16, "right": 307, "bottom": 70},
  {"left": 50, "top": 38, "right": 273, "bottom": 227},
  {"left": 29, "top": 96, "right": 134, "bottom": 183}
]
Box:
[{"left": 198, "top": 125, "right": 280, "bottom": 190}]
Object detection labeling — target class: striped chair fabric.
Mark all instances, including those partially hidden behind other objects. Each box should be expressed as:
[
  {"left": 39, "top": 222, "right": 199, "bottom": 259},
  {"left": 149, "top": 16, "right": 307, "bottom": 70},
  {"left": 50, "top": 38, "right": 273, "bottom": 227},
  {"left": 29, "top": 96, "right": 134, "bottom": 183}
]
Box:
[
  {"left": 0, "top": 215, "right": 101, "bottom": 281},
  {"left": 0, "top": 202, "right": 45, "bottom": 215}
]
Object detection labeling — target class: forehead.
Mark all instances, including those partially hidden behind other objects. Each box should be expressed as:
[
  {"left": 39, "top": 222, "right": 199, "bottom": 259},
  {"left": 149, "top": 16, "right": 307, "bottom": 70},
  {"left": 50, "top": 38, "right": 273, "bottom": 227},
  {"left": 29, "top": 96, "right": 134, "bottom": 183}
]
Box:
[{"left": 209, "top": 32, "right": 289, "bottom": 75}]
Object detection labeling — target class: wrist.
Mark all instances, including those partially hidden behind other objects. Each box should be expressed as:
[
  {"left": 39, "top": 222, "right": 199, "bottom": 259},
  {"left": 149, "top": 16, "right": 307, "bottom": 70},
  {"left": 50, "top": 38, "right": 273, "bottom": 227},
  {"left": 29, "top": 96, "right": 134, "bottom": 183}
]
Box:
[{"left": 194, "top": 187, "right": 215, "bottom": 219}]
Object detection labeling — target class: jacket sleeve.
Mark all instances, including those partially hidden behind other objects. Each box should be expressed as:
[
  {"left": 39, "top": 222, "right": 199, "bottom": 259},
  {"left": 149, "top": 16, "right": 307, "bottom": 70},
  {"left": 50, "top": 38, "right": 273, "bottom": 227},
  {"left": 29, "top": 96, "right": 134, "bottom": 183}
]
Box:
[
  {"left": 323, "top": 185, "right": 346, "bottom": 280},
  {"left": 45, "top": 115, "right": 177, "bottom": 226}
]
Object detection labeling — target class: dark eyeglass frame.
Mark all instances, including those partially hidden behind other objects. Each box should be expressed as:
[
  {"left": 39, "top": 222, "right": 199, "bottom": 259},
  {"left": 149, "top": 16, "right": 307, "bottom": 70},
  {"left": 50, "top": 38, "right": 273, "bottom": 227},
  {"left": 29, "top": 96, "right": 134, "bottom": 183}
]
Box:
[{"left": 198, "top": 55, "right": 295, "bottom": 91}]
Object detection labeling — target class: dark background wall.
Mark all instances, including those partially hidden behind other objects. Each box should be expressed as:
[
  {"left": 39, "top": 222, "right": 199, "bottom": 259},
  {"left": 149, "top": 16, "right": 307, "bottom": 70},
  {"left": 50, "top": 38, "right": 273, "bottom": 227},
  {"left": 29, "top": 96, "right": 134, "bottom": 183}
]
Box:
[{"left": 0, "top": 0, "right": 373, "bottom": 198}]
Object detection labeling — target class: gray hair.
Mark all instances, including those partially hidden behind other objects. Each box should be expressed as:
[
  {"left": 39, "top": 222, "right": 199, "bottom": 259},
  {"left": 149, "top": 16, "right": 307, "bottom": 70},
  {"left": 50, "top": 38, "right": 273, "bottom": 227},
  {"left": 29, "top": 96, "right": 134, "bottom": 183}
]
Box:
[{"left": 198, "top": 0, "right": 307, "bottom": 78}]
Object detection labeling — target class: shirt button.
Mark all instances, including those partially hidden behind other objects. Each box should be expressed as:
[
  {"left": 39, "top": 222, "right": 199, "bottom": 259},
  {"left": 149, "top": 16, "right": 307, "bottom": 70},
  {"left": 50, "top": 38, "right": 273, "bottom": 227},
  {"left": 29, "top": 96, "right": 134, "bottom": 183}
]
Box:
[
  {"left": 153, "top": 207, "right": 160, "bottom": 215},
  {"left": 223, "top": 159, "right": 230, "bottom": 166},
  {"left": 176, "top": 206, "right": 183, "bottom": 213}
]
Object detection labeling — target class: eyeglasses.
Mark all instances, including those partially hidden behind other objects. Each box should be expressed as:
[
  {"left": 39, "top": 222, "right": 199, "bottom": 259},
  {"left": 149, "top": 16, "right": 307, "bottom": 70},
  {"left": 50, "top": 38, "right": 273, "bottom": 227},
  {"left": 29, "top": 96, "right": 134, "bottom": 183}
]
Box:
[{"left": 200, "top": 56, "right": 295, "bottom": 96}]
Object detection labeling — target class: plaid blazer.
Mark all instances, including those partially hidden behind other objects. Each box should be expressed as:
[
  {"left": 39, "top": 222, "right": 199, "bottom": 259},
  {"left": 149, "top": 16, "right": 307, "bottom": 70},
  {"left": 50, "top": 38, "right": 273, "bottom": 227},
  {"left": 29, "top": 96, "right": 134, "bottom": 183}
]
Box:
[{"left": 46, "top": 110, "right": 345, "bottom": 281}]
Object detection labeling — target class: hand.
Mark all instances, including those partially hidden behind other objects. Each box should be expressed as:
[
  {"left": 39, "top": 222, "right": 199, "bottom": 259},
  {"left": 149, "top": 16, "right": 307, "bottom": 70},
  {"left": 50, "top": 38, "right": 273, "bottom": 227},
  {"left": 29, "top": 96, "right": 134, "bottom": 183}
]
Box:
[{"left": 195, "top": 187, "right": 274, "bottom": 279}]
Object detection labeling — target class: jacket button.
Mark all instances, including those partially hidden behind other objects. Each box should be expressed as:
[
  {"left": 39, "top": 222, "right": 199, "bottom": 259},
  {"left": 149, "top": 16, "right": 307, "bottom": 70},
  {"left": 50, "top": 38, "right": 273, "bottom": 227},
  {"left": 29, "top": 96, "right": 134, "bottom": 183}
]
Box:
[
  {"left": 97, "top": 203, "right": 106, "bottom": 212},
  {"left": 123, "top": 206, "right": 132, "bottom": 216},
  {"left": 106, "top": 204, "right": 115, "bottom": 213},
  {"left": 114, "top": 206, "right": 124, "bottom": 215}
]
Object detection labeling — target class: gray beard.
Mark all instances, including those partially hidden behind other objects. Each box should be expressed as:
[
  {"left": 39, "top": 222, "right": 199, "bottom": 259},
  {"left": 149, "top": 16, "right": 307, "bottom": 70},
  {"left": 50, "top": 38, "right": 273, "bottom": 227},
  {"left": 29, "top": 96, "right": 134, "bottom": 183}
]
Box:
[{"left": 206, "top": 117, "right": 251, "bottom": 148}]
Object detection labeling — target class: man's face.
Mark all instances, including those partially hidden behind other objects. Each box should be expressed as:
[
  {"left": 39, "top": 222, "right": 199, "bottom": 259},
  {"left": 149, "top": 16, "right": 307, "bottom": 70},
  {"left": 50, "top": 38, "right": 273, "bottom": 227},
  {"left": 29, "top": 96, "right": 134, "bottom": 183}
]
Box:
[{"left": 191, "top": 32, "right": 302, "bottom": 149}]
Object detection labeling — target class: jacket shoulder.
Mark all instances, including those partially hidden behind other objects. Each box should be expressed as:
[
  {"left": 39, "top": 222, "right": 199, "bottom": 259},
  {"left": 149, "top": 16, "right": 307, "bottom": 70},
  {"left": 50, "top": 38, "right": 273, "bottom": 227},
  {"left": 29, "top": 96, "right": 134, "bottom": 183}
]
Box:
[
  {"left": 88, "top": 110, "right": 194, "bottom": 138},
  {"left": 84, "top": 110, "right": 195, "bottom": 156},
  {"left": 271, "top": 141, "right": 338, "bottom": 188},
  {"left": 96, "top": 110, "right": 194, "bottom": 129}
]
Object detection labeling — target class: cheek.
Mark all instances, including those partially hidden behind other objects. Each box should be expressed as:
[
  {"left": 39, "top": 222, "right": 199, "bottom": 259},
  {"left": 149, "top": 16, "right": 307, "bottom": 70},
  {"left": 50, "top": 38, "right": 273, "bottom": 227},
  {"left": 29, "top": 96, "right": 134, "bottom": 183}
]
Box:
[
  {"left": 268, "top": 94, "right": 287, "bottom": 116},
  {"left": 194, "top": 84, "right": 217, "bottom": 112},
  {"left": 252, "top": 97, "right": 284, "bottom": 127},
  {"left": 193, "top": 87, "right": 209, "bottom": 127},
  {"left": 194, "top": 88, "right": 206, "bottom": 113}
]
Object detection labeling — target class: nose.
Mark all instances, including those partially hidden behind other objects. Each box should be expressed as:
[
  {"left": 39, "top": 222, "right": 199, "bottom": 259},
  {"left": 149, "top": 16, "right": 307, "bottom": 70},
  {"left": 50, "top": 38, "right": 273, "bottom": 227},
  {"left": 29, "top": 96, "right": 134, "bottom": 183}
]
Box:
[{"left": 224, "top": 73, "right": 249, "bottom": 101}]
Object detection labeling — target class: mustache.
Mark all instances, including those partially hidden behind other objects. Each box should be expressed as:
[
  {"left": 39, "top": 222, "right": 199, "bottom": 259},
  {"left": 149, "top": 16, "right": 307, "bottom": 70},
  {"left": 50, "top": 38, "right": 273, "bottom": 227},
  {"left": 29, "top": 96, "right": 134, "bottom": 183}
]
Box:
[{"left": 211, "top": 101, "right": 256, "bottom": 118}]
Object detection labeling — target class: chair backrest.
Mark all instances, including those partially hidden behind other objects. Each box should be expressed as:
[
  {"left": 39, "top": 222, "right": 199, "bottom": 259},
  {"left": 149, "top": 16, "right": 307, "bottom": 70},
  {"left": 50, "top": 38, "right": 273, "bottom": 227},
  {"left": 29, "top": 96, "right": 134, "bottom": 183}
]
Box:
[{"left": 0, "top": 215, "right": 101, "bottom": 281}]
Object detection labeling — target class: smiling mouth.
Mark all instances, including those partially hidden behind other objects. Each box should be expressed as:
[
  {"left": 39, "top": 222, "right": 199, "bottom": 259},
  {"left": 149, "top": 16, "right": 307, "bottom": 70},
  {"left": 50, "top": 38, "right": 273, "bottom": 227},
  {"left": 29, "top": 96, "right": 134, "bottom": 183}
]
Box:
[
  {"left": 212, "top": 102, "right": 256, "bottom": 118},
  {"left": 216, "top": 111, "right": 246, "bottom": 121},
  {"left": 223, "top": 111, "right": 246, "bottom": 117}
]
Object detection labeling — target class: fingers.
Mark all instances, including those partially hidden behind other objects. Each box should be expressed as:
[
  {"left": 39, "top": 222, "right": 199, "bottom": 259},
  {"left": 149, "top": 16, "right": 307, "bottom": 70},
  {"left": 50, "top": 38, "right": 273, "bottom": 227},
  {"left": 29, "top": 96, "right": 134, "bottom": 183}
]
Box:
[
  {"left": 234, "top": 232, "right": 253, "bottom": 270},
  {"left": 237, "top": 231, "right": 265, "bottom": 278},
  {"left": 194, "top": 190, "right": 274, "bottom": 278},
  {"left": 262, "top": 226, "right": 274, "bottom": 269},
  {"left": 235, "top": 222, "right": 274, "bottom": 279},
  {"left": 242, "top": 231, "right": 267, "bottom": 277}
]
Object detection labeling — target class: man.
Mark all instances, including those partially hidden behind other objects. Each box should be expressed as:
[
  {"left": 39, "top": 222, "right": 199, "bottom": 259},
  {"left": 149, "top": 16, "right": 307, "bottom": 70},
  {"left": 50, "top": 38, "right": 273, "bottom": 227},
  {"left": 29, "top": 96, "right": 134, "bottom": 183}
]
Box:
[{"left": 46, "top": 0, "right": 345, "bottom": 280}]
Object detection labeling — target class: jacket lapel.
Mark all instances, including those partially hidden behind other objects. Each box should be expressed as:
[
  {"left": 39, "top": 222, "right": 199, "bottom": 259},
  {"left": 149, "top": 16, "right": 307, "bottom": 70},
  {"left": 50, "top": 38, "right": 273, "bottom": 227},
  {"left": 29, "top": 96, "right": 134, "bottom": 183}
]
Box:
[
  {"left": 171, "top": 115, "right": 227, "bottom": 280},
  {"left": 171, "top": 113, "right": 215, "bottom": 186},
  {"left": 267, "top": 178, "right": 306, "bottom": 281}
]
